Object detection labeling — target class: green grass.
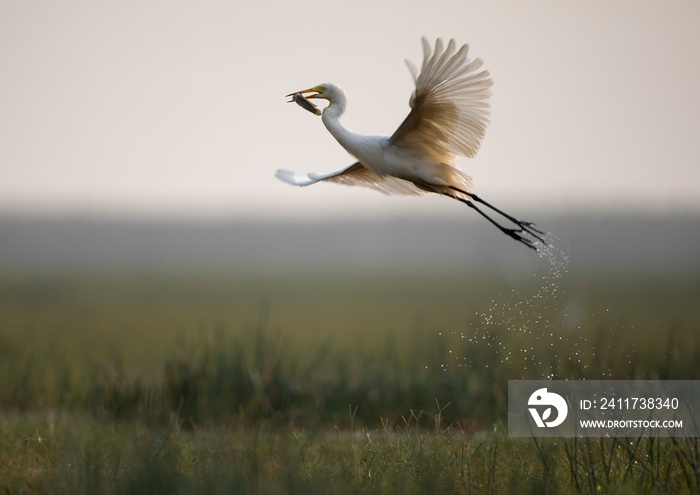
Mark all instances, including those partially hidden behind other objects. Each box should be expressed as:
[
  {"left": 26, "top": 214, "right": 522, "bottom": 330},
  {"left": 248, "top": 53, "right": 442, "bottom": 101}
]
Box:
[
  {"left": 1, "top": 270, "right": 699, "bottom": 493},
  {"left": 2, "top": 407, "right": 699, "bottom": 493}
]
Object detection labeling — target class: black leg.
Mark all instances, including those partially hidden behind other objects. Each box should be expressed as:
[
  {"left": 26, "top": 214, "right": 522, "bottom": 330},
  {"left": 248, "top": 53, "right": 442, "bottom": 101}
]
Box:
[
  {"left": 449, "top": 187, "right": 546, "bottom": 243},
  {"left": 471, "top": 193, "right": 544, "bottom": 237},
  {"left": 455, "top": 198, "right": 538, "bottom": 250},
  {"left": 450, "top": 190, "right": 545, "bottom": 250}
]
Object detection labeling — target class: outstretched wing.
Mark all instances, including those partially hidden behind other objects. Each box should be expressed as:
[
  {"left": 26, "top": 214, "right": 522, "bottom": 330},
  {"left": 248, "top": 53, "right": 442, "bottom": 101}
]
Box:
[
  {"left": 390, "top": 37, "right": 492, "bottom": 163},
  {"left": 276, "top": 162, "right": 424, "bottom": 196}
]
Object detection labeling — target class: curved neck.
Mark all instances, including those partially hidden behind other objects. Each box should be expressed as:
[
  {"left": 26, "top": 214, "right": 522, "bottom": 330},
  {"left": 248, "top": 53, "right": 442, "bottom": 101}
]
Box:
[{"left": 321, "top": 94, "right": 357, "bottom": 150}]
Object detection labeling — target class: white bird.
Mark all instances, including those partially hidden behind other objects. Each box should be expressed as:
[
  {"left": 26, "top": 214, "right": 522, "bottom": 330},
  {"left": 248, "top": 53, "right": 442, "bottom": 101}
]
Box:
[{"left": 276, "top": 37, "right": 544, "bottom": 249}]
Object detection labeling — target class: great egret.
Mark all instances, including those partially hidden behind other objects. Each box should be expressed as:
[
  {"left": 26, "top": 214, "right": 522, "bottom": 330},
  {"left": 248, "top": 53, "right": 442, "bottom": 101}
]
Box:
[{"left": 276, "top": 37, "right": 544, "bottom": 250}]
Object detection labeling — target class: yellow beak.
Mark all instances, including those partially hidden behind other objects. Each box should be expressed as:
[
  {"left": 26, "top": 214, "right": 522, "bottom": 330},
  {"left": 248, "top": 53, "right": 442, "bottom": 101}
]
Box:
[{"left": 285, "top": 88, "right": 320, "bottom": 100}]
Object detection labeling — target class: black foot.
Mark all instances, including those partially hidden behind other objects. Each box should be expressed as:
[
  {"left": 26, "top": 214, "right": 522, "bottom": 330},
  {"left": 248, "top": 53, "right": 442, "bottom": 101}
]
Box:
[
  {"left": 515, "top": 221, "right": 547, "bottom": 246},
  {"left": 502, "top": 227, "right": 539, "bottom": 250}
]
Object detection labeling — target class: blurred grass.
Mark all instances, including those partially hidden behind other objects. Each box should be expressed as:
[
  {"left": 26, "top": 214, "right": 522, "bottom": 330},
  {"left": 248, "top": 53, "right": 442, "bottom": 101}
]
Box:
[
  {"left": 0, "top": 271, "right": 699, "bottom": 492},
  {"left": 1, "top": 273, "right": 699, "bottom": 418},
  {"left": 2, "top": 403, "right": 699, "bottom": 493}
]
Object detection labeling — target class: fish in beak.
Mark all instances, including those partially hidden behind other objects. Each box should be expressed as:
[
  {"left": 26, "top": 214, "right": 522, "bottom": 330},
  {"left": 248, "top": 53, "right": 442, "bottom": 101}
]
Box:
[{"left": 286, "top": 88, "right": 322, "bottom": 115}]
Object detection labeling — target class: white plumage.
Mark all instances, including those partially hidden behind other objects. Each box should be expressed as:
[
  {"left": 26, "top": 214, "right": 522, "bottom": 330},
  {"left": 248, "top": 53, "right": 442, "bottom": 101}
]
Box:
[{"left": 277, "top": 37, "right": 544, "bottom": 249}]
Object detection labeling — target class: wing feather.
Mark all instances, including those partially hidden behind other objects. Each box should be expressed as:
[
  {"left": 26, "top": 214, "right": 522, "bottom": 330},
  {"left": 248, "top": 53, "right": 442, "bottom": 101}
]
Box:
[
  {"left": 391, "top": 37, "right": 492, "bottom": 161},
  {"left": 276, "top": 163, "right": 425, "bottom": 196}
]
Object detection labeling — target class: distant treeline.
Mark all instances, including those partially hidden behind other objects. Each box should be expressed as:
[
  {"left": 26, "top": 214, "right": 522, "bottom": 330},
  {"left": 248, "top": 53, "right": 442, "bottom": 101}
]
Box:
[{"left": 1, "top": 214, "right": 698, "bottom": 275}]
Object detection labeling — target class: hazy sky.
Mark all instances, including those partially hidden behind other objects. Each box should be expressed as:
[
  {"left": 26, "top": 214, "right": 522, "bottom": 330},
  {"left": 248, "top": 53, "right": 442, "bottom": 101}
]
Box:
[{"left": 1, "top": 1, "right": 699, "bottom": 219}]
